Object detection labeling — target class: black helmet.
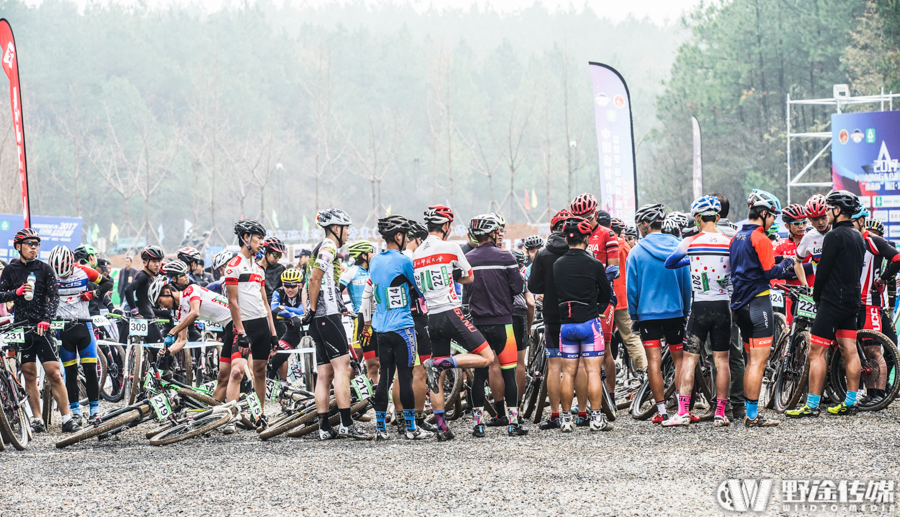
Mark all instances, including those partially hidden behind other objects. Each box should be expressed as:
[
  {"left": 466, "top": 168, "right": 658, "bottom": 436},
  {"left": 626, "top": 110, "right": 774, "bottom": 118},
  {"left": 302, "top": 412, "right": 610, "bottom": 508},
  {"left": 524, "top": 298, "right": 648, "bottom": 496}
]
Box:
[
  {"left": 511, "top": 249, "right": 526, "bottom": 266},
  {"left": 161, "top": 260, "right": 190, "bottom": 278},
  {"left": 141, "top": 245, "right": 164, "bottom": 261},
  {"left": 867, "top": 218, "right": 886, "bottom": 235},
  {"left": 825, "top": 190, "right": 862, "bottom": 215},
  {"left": 378, "top": 215, "right": 412, "bottom": 238},
  {"left": 408, "top": 221, "right": 428, "bottom": 240},
  {"left": 263, "top": 237, "right": 286, "bottom": 254},
  {"left": 176, "top": 246, "right": 201, "bottom": 265},
  {"left": 523, "top": 235, "right": 544, "bottom": 251},
  {"left": 234, "top": 220, "right": 267, "bottom": 244},
  {"left": 635, "top": 203, "right": 666, "bottom": 225}
]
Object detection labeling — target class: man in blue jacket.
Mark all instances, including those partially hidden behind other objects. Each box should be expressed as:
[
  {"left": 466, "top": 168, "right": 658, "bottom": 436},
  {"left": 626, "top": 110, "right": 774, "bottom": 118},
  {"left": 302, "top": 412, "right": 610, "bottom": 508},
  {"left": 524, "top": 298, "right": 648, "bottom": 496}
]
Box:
[{"left": 627, "top": 203, "right": 691, "bottom": 424}]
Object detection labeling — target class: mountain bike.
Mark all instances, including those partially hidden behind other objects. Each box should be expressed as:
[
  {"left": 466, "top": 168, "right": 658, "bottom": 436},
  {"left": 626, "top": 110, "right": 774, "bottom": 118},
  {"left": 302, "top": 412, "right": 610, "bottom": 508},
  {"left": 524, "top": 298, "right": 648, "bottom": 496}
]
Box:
[
  {"left": 772, "top": 284, "right": 815, "bottom": 412},
  {"left": 631, "top": 342, "right": 677, "bottom": 420},
  {"left": 823, "top": 328, "right": 899, "bottom": 411},
  {"left": 0, "top": 322, "right": 35, "bottom": 450},
  {"left": 109, "top": 313, "right": 171, "bottom": 405},
  {"left": 759, "top": 291, "right": 789, "bottom": 409},
  {"left": 521, "top": 318, "right": 547, "bottom": 422}
]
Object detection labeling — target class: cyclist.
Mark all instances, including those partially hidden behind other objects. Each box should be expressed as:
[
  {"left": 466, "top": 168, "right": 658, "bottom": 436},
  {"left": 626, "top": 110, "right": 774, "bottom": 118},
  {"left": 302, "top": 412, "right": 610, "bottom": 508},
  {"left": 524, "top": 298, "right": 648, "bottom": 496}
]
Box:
[
  {"left": 341, "top": 241, "right": 378, "bottom": 383},
  {"left": 774, "top": 204, "right": 812, "bottom": 323},
  {"left": 259, "top": 237, "right": 286, "bottom": 341},
  {"left": 73, "top": 244, "right": 98, "bottom": 270},
  {"left": 224, "top": 220, "right": 279, "bottom": 431},
  {"left": 161, "top": 260, "right": 192, "bottom": 290},
  {"left": 465, "top": 214, "right": 527, "bottom": 437},
  {"left": 123, "top": 245, "right": 166, "bottom": 351},
  {"left": 712, "top": 193, "right": 738, "bottom": 237},
  {"left": 302, "top": 209, "right": 369, "bottom": 440},
  {"left": 267, "top": 268, "right": 306, "bottom": 382},
  {"left": 794, "top": 193, "right": 830, "bottom": 287},
  {"left": 609, "top": 217, "right": 646, "bottom": 372},
  {"left": 363, "top": 215, "right": 430, "bottom": 440},
  {"left": 510, "top": 248, "right": 535, "bottom": 412},
  {"left": 0, "top": 229, "right": 79, "bottom": 432},
  {"left": 729, "top": 189, "right": 795, "bottom": 427},
  {"left": 554, "top": 216, "right": 613, "bottom": 432},
  {"left": 866, "top": 220, "right": 898, "bottom": 316},
  {"left": 407, "top": 221, "right": 429, "bottom": 253},
  {"left": 624, "top": 227, "right": 638, "bottom": 247},
  {"left": 177, "top": 247, "right": 207, "bottom": 287},
  {"left": 206, "top": 250, "right": 233, "bottom": 294},
  {"left": 415, "top": 205, "right": 495, "bottom": 441},
  {"left": 522, "top": 235, "right": 544, "bottom": 277},
  {"left": 663, "top": 196, "right": 732, "bottom": 427},
  {"left": 627, "top": 204, "right": 691, "bottom": 424}
]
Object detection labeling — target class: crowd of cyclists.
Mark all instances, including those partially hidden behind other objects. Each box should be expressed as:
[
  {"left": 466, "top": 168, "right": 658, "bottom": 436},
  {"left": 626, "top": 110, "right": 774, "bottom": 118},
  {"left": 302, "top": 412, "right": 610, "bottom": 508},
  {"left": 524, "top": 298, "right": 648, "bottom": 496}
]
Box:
[{"left": 0, "top": 184, "right": 891, "bottom": 442}]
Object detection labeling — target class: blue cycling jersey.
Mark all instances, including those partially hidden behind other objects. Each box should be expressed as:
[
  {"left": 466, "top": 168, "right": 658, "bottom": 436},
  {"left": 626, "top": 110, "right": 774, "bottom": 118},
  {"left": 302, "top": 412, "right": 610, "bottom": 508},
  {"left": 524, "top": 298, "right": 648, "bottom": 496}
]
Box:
[
  {"left": 340, "top": 264, "right": 369, "bottom": 313},
  {"left": 368, "top": 249, "right": 422, "bottom": 333}
]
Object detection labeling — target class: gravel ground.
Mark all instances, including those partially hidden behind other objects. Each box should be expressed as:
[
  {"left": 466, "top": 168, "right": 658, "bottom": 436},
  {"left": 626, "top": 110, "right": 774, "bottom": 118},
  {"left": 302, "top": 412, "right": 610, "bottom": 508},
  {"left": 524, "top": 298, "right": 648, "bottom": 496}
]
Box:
[{"left": 1, "top": 400, "right": 899, "bottom": 516}]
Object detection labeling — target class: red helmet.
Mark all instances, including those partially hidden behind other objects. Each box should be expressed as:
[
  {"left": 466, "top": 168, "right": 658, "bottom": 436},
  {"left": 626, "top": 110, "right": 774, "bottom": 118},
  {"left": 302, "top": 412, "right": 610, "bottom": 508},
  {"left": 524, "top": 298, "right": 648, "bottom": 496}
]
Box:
[
  {"left": 263, "top": 237, "right": 286, "bottom": 254},
  {"left": 610, "top": 217, "right": 626, "bottom": 232},
  {"left": 570, "top": 193, "right": 598, "bottom": 217},
  {"left": 424, "top": 205, "right": 454, "bottom": 225},
  {"left": 551, "top": 209, "right": 572, "bottom": 232},
  {"left": 563, "top": 217, "right": 593, "bottom": 238},
  {"left": 805, "top": 194, "right": 827, "bottom": 218},
  {"left": 13, "top": 228, "right": 40, "bottom": 245},
  {"left": 781, "top": 203, "right": 806, "bottom": 223}
]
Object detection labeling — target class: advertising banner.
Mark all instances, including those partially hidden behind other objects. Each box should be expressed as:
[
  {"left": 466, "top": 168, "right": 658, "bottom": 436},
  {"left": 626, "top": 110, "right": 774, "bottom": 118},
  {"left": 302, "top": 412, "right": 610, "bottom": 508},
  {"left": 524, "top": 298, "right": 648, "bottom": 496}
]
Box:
[
  {"left": 0, "top": 20, "right": 31, "bottom": 227},
  {"left": 588, "top": 62, "right": 637, "bottom": 222},
  {"left": 832, "top": 111, "right": 900, "bottom": 238},
  {"left": 0, "top": 214, "right": 81, "bottom": 260}
]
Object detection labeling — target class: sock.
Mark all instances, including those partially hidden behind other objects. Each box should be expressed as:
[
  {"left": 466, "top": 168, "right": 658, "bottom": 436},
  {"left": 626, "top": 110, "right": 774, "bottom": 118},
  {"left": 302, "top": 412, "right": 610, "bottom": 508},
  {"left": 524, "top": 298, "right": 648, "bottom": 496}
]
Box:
[
  {"left": 590, "top": 409, "right": 603, "bottom": 422},
  {"left": 89, "top": 401, "right": 99, "bottom": 418},
  {"left": 745, "top": 399, "right": 759, "bottom": 420},
  {"left": 494, "top": 401, "right": 506, "bottom": 419},
  {"left": 376, "top": 411, "right": 387, "bottom": 431},
  {"left": 473, "top": 407, "right": 484, "bottom": 426},
  {"left": 415, "top": 410, "right": 425, "bottom": 420},
  {"left": 550, "top": 412, "right": 560, "bottom": 422},
  {"left": 507, "top": 406, "right": 519, "bottom": 426},
  {"left": 845, "top": 391, "right": 857, "bottom": 406},
  {"left": 339, "top": 408, "right": 353, "bottom": 428},
  {"left": 807, "top": 393, "right": 821, "bottom": 409},
  {"left": 678, "top": 394, "right": 689, "bottom": 416},
  {"left": 61, "top": 414, "right": 71, "bottom": 424},
  {"left": 403, "top": 409, "right": 416, "bottom": 431},
  {"left": 318, "top": 413, "right": 331, "bottom": 432},
  {"left": 715, "top": 398, "right": 727, "bottom": 418},
  {"left": 432, "top": 357, "right": 458, "bottom": 370},
  {"left": 656, "top": 400, "right": 667, "bottom": 418},
  {"left": 578, "top": 411, "right": 587, "bottom": 421},
  {"left": 69, "top": 402, "right": 80, "bottom": 416},
  {"left": 395, "top": 410, "right": 404, "bottom": 425},
  {"left": 560, "top": 411, "right": 573, "bottom": 424},
  {"left": 434, "top": 410, "right": 449, "bottom": 432}
]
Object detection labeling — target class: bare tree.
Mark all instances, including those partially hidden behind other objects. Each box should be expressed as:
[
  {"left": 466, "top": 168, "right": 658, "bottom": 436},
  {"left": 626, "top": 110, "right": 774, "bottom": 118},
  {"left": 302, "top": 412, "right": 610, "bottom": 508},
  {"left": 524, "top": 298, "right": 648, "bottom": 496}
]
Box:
[
  {"left": 463, "top": 115, "right": 505, "bottom": 213},
  {"left": 497, "top": 101, "right": 533, "bottom": 223},
  {"left": 347, "top": 110, "right": 410, "bottom": 227},
  {"left": 220, "top": 126, "right": 276, "bottom": 223}
]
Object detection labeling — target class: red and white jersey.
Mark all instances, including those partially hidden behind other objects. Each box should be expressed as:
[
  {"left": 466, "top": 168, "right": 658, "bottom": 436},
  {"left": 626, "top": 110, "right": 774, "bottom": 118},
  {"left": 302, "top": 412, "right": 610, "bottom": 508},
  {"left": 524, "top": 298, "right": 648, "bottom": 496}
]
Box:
[
  {"left": 586, "top": 224, "right": 619, "bottom": 266},
  {"left": 796, "top": 227, "right": 827, "bottom": 284},
  {"left": 223, "top": 253, "right": 268, "bottom": 321},
  {"left": 671, "top": 231, "right": 732, "bottom": 302},
  {"left": 774, "top": 237, "right": 812, "bottom": 286},
  {"left": 412, "top": 235, "right": 472, "bottom": 314},
  {"left": 859, "top": 230, "right": 900, "bottom": 307},
  {"left": 56, "top": 264, "right": 101, "bottom": 321},
  {"left": 177, "top": 284, "right": 232, "bottom": 326}
]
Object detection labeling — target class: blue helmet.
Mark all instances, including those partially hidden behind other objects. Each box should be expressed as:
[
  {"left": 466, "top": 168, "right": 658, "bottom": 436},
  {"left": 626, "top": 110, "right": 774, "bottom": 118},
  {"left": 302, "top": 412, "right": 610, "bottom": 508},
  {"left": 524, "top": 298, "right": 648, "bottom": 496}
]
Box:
[
  {"left": 690, "top": 196, "right": 722, "bottom": 217},
  {"left": 747, "top": 189, "right": 782, "bottom": 214},
  {"left": 851, "top": 207, "right": 869, "bottom": 220}
]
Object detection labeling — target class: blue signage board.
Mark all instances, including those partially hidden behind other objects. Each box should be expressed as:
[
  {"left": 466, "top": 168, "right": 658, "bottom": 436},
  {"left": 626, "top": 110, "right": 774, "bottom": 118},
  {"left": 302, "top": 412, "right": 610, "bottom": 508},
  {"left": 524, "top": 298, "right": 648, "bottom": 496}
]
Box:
[{"left": 0, "top": 214, "right": 82, "bottom": 260}]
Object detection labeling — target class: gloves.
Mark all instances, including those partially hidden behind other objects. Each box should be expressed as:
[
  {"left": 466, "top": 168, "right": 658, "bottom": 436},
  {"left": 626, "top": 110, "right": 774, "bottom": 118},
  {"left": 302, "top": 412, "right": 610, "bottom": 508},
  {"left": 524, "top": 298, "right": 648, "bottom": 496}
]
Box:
[
  {"left": 80, "top": 291, "right": 94, "bottom": 302},
  {"left": 605, "top": 265, "right": 620, "bottom": 282},
  {"left": 234, "top": 333, "right": 250, "bottom": 359},
  {"left": 359, "top": 325, "right": 372, "bottom": 350},
  {"left": 278, "top": 311, "right": 291, "bottom": 319},
  {"left": 163, "top": 334, "right": 176, "bottom": 348},
  {"left": 271, "top": 335, "right": 280, "bottom": 351},
  {"left": 631, "top": 320, "right": 640, "bottom": 334},
  {"left": 300, "top": 309, "right": 314, "bottom": 326},
  {"left": 37, "top": 321, "right": 50, "bottom": 332},
  {"left": 130, "top": 308, "right": 140, "bottom": 316},
  {"left": 780, "top": 257, "right": 795, "bottom": 270},
  {"left": 15, "top": 284, "right": 28, "bottom": 296}
]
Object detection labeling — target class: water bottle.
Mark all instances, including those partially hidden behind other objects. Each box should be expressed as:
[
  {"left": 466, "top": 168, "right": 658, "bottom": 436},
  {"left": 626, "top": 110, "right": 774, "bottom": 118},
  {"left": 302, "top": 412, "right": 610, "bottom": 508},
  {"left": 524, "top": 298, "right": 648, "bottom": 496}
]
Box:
[{"left": 24, "top": 273, "right": 35, "bottom": 301}]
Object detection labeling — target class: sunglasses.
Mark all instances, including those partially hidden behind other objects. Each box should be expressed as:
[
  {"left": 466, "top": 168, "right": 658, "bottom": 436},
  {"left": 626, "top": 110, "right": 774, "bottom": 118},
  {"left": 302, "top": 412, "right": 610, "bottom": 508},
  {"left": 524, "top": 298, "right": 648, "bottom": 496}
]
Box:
[
  {"left": 788, "top": 221, "right": 807, "bottom": 227},
  {"left": 21, "top": 240, "right": 40, "bottom": 247},
  {"left": 283, "top": 283, "right": 299, "bottom": 288},
  {"left": 270, "top": 253, "right": 283, "bottom": 260}
]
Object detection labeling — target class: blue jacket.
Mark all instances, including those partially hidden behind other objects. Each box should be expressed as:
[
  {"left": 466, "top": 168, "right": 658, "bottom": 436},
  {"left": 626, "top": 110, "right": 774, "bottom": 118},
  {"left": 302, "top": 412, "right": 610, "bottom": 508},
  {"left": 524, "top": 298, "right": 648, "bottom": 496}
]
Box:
[{"left": 626, "top": 232, "right": 691, "bottom": 322}]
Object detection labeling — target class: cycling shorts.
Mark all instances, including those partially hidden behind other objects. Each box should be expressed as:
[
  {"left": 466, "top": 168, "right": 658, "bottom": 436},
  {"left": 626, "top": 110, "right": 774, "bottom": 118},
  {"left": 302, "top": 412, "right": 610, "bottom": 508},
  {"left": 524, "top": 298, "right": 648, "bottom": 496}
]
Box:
[
  {"left": 310, "top": 314, "right": 349, "bottom": 366},
  {"left": 216, "top": 322, "right": 237, "bottom": 364},
  {"left": 638, "top": 317, "right": 685, "bottom": 351},
  {"left": 512, "top": 312, "right": 529, "bottom": 352},
  {"left": 684, "top": 301, "right": 732, "bottom": 355},
  {"left": 560, "top": 318, "right": 604, "bottom": 359},
  {"left": 278, "top": 316, "right": 303, "bottom": 349},
  {"left": 59, "top": 323, "right": 98, "bottom": 367},
  {"left": 734, "top": 295, "right": 774, "bottom": 350},
  {"left": 378, "top": 328, "right": 419, "bottom": 368},
  {"left": 858, "top": 305, "right": 884, "bottom": 333},
  {"left": 599, "top": 303, "right": 614, "bottom": 345},
  {"left": 20, "top": 331, "right": 58, "bottom": 365},
  {"left": 810, "top": 301, "right": 857, "bottom": 347},
  {"left": 544, "top": 322, "right": 561, "bottom": 358},
  {"left": 413, "top": 314, "right": 432, "bottom": 361},
  {"left": 478, "top": 324, "right": 517, "bottom": 369},
  {"left": 355, "top": 314, "right": 377, "bottom": 360},
  {"left": 243, "top": 317, "right": 273, "bottom": 361},
  {"left": 428, "top": 308, "right": 488, "bottom": 359}
]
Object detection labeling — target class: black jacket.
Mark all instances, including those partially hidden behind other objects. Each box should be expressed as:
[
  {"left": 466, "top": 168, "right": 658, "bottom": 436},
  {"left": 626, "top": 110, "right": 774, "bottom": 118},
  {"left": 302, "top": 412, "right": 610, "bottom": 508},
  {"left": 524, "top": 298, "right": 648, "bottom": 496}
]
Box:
[
  {"left": 527, "top": 233, "right": 568, "bottom": 324},
  {"left": 0, "top": 259, "right": 58, "bottom": 324},
  {"left": 117, "top": 267, "right": 139, "bottom": 301},
  {"left": 464, "top": 242, "right": 524, "bottom": 326},
  {"left": 814, "top": 220, "right": 865, "bottom": 307},
  {"left": 263, "top": 261, "right": 286, "bottom": 304},
  {"left": 553, "top": 248, "right": 611, "bottom": 324}
]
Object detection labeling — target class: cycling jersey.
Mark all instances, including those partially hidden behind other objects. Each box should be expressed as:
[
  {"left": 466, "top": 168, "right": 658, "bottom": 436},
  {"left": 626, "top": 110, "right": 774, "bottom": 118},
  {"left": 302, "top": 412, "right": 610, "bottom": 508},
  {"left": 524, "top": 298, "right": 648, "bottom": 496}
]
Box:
[
  {"left": 56, "top": 264, "right": 103, "bottom": 321},
  {"left": 728, "top": 224, "right": 793, "bottom": 311},
  {"left": 123, "top": 270, "right": 157, "bottom": 319},
  {"left": 412, "top": 235, "right": 472, "bottom": 315},
  {"left": 665, "top": 231, "right": 732, "bottom": 302},
  {"left": 270, "top": 287, "right": 304, "bottom": 318},
  {"left": 796, "top": 227, "right": 827, "bottom": 279},
  {"left": 813, "top": 220, "right": 865, "bottom": 307},
  {"left": 223, "top": 254, "right": 268, "bottom": 321},
  {"left": 339, "top": 264, "right": 369, "bottom": 313},
  {"left": 553, "top": 248, "right": 611, "bottom": 324},
  {"left": 262, "top": 262, "right": 285, "bottom": 303},
  {"left": 587, "top": 224, "right": 619, "bottom": 265},
  {"left": 859, "top": 231, "right": 900, "bottom": 307},
  {"left": 774, "top": 237, "right": 814, "bottom": 286},
  {"left": 365, "top": 249, "right": 422, "bottom": 333},
  {"left": 176, "top": 284, "right": 233, "bottom": 325},
  {"left": 613, "top": 237, "right": 630, "bottom": 311},
  {"left": 0, "top": 259, "right": 59, "bottom": 325},
  {"left": 308, "top": 238, "right": 342, "bottom": 317}
]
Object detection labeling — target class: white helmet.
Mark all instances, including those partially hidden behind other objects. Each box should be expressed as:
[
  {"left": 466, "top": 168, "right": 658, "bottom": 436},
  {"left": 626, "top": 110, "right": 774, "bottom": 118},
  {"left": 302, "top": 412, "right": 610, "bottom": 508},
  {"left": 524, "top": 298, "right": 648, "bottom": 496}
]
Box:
[
  {"left": 212, "top": 250, "right": 233, "bottom": 271},
  {"left": 48, "top": 245, "right": 74, "bottom": 278},
  {"left": 148, "top": 275, "right": 170, "bottom": 308}
]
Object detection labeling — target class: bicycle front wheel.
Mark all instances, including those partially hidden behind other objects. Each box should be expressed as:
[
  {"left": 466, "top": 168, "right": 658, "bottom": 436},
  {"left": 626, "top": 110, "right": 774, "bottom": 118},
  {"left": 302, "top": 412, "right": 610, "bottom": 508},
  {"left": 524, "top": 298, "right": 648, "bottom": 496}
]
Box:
[
  {"left": 0, "top": 371, "right": 29, "bottom": 450},
  {"left": 55, "top": 404, "right": 150, "bottom": 449},
  {"left": 150, "top": 410, "right": 232, "bottom": 446},
  {"left": 774, "top": 332, "right": 810, "bottom": 412},
  {"left": 101, "top": 343, "right": 126, "bottom": 402}
]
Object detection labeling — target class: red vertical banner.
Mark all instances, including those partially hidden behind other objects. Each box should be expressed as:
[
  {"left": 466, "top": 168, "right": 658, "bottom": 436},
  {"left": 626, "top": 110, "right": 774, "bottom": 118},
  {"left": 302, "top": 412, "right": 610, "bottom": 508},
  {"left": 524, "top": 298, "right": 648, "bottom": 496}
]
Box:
[{"left": 0, "top": 19, "right": 30, "bottom": 228}]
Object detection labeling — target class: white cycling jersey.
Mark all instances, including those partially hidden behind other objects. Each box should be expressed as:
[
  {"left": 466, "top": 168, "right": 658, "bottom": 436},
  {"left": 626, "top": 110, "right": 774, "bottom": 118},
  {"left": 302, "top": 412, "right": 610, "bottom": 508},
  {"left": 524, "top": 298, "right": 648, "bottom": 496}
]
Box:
[
  {"left": 796, "top": 227, "right": 826, "bottom": 273},
  {"left": 56, "top": 264, "right": 101, "bottom": 321},
  {"left": 412, "top": 235, "right": 472, "bottom": 314},
  {"left": 176, "top": 284, "right": 232, "bottom": 325},
  {"left": 671, "top": 231, "right": 732, "bottom": 302},
  {"left": 309, "top": 238, "right": 342, "bottom": 317},
  {"left": 223, "top": 254, "right": 268, "bottom": 321}
]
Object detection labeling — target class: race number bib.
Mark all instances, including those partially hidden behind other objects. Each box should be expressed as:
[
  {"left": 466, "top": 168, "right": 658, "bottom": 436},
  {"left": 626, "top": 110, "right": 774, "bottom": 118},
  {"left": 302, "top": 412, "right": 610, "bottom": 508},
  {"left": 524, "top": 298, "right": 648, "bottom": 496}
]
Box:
[
  {"left": 797, "top": 294, "right": 817, "bottom": 319},
  {"left": 386, "top": 286, "right": 408, "bottom": 309},
  {"left": 2, "top": 330, "right": 23, "bottom": 344},
  {"left": 351, "top": 375, "right": 373, "bottom": 401},
  {"left": 770, "top": 290, "right": 785, "bottom": 309},
  {"left": 129, "top": 319, "right": 148, "bottom": 337},
  {"left": 91, "top": 315, "right": 110, "bottom": 327},
  {"left": 266, "top": 379, "right": 282, "bottom": 402},
  {"left": 150, "top": 392, "right": 173, "bottom": 421},
  {"left": 50, "top": 321, "right": 64, "bottom": 331},
  {"left": 246, "top": 392, "right": 263, "bottom": 421},
  {"left": 288, "top": 363, "right": 303, "bottom": 383}
]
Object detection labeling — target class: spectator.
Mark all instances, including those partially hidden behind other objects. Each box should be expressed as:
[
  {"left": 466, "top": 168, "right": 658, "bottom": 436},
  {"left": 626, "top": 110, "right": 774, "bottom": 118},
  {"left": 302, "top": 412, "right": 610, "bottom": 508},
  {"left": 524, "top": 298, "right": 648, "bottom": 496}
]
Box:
[
  {"left": 117, "top": 256, "right": 139, "bottom": 309},
  {"left": 295, "top": 249, "right": 311, "bottom": 270}
]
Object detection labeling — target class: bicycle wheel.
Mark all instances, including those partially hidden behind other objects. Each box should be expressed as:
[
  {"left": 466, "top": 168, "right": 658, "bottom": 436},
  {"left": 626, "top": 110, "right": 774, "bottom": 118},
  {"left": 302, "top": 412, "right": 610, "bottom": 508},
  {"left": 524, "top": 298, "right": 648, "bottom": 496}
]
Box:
[
  {"left": 288, "top": 399, "right": 368, "bottom": 438},
  {"left": 446, "top": 390, "right": 463, "bottom": 420},
  {"left": 600, "top": 381, "right": 616, "bottom": 421},
  {"left": 260, "top": 408, "right": 318, "bottom": 440},
  {"left": 101, "top": 343, "right": 126, "bottom": 402},
  {"left": 532, "top": 375, "right": 548, "bottom": 424},
  {"left": 175, "top": 387, "right": 221, "bottom": 407},
  {"left": 829, "top": 330, "right": 900, "bottom": 412},
  {"left": 124, "top": 346, "right": 143, "bottom": 406},
  {"left": 631, "top": 351, "right": 676, "bottom": 419},
  {"left": 774, "top": 332, "right": 810, "bottom": 412},
  {"left": 0, "top": 371, "right": 29, "bottom": 450},
  {"left": 41, "top": 381, "right": 52, "bottom": 426},
  {"left": 150, "top": 410, "right": 233, "bottom": 446},
  {"left": 762, "top": 323, "right": 787, "bottom": 410},
  {"left": 55, "top": 404, "right": 150, "bottom": 448}
]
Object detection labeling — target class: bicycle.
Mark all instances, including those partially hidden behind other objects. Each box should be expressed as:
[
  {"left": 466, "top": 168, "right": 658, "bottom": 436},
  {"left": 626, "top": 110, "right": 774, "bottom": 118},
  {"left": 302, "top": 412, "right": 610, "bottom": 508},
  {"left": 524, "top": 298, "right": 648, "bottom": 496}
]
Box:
[
  {"left": 0, "top": 322, "right": 35, "bottom": 450},
  {"left": 108, "top": 313, "right": 172, "bottom": 405},
  {"left": 772, "top": 283, "right": 815, "bottom": 412}
]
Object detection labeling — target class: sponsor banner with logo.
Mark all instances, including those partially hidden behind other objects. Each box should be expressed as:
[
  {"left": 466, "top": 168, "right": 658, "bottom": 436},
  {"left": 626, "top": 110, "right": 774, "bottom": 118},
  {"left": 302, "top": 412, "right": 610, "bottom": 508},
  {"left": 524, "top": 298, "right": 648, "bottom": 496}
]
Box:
[
  {"left": 0, "top": 214, "right": 82, "bottom": 259},
  {"left": 589, "top": 62, "right": 637, "bottom": 224},
  {"left": 0, "top": 20, "right": 31, "bottom": 227},
  {"left": 832, "top": 110, "right": 900, "bottom": 237}
]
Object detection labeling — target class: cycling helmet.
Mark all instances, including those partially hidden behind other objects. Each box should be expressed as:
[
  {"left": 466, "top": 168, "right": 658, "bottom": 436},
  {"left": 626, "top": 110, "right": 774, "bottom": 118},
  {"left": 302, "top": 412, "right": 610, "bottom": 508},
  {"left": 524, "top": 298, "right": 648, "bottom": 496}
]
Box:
[
  {"left": 161, "top": 260, "right": 190, "bottom": 278},
  {"left": 346, "top": 240, "right": 376, "bottom": 258},
  {"left": 551, "top": 209, "right": 572, "bottom": 232},
  {"left": 851, "top": 207, "right": 869, "bottom": 220},
  {"left": 73, "top": 244, "right": 96, "bottom": 263},
  {"left": 634, "top": 203, "right": 667, "bottom": 225},
  {"left": 825, "top": 190, "right": 862, "bottom": 215},
  {"left": 377, "top": 215, "right": 412, "bottom": 239},
  {"left": 176, "top": 247, "right": 201, "bottom": 264},
  {"left": 781, "top": 203, "right": 806, "bottom": 223},
  {"left": 805, "top": 194, "right": 827, "bottom": 218},
  {"left": 766, "top": 223, "right": 781, "bottom": 238},
  {"left": 147, "top": 275, "right": 170, "bottom": 307},
  {"left": 423, "top": 205, "right": 454, "bottom": 225},
  {"left": 563, "top": 217, "right": 593, "bottom": 239},
  {"left": 570, "top": 193, "right": 598, "bottom": 217},
  {"left": 13, "top": 228, "right": 40, "bottom": 245},
  {"left": 212, "top": 250, "right": 233, "bottom": 270},
  {"left": 610, "top": 218, "right": 626, "bottom": 233},
  {"left": 263, "top": 237, "right": 286, "bottom": 254},
  {"left": 747, "top": 189, "right": 782, "bottom": 213},
  {"left": 511, "top": 249, "right": 526, "bottom": 266},
  {"left": 596, "top": 210, "right": 611, "bottom": 228},
  {"left": 690, "top": 196, "right": 722, "bottom": 217},
  {"left": 682, "top": 225, "right": 699, "bottom": 239},
  {"left": 491, "top": 212, "right": 507, "bottom": 227},
  {"left": 523, "top": 235, "right": 544, "bottom": 250},
  {"left": 316, "top": 209, "right": 352, "bottom": 227},
  {"left": 408, "top": 221, "right": 428, "bottom": 240},
  {"left": 48, "top": 245, "right": 74, "bottom": 278},
  {"left": 668, "top": 212, "right": 690, "bottom": 229},
  {"left": 233, "top": 219, "right": 267, "bottom": 242},
  {"left": 140, "top": 245, "right": 164, "bottom": 261},
  {"left": 661, "top": 216, "right": 681, "bottom": 237},
  {"left": 624, "top": 226, "right": 638, "bottom": 239},
  {"left": 469, "top": 214, "right": 503, "bottom": 237},
  {"left": 867, "top": 219, "right": 886, "bottom": 235},
  {"left": 281, "top": 268, "right": 303, "bottom": 284}
]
